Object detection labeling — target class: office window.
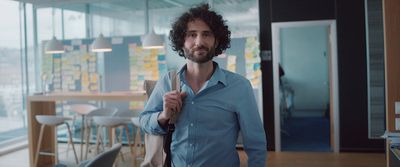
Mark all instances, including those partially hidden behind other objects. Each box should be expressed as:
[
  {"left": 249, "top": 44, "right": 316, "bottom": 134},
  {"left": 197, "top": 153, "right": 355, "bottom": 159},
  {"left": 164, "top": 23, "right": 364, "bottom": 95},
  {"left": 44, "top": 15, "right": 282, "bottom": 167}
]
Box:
[
  {"left": 37, "top": 8, "right": 62, "bottom": 44},
  {"left": 0, "top": 1, "right": 25, "bottom": 146},
  {"left": 64, "top": 9, "right": 86, "bottom": 39},
  {"left": 91, "top": 14, "right": 113, "bottom": 37}
]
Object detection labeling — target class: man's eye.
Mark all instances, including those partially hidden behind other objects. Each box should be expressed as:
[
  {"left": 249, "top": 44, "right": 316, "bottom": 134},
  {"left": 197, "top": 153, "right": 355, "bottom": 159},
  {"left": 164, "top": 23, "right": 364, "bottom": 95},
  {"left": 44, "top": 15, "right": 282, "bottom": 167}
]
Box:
[
  {"left": 187, "top": 33, "right": 196, "bottom": 38},
  {"left": 203, "top": 32, "right": 213, "bottom": 37}
]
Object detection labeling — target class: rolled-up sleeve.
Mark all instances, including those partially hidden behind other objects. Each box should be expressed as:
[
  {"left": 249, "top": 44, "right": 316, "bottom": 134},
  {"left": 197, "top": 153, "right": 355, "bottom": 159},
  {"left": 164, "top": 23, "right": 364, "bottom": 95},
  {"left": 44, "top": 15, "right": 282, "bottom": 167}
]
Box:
[
  {"left": 139, "top": 74, "right": 171, "bottom": 135},
  {"left": 237, "top": 80, "right": 267, "bottom": 167}
]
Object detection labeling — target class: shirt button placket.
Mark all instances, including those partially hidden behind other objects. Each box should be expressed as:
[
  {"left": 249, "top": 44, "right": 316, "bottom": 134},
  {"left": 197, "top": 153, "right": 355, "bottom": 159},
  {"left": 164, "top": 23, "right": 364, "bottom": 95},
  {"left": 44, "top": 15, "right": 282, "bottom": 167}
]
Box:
[
  {"left": 188, "top": 100, "right": 195, "bottom": 165},
  {"left": 188, "top": 122, "right": 194, "bottom": 164}
]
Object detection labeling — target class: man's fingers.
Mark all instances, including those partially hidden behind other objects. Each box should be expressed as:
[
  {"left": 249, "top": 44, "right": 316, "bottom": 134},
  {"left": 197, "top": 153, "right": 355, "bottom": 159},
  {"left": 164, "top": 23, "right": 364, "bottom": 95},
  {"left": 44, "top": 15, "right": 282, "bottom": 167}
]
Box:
[
  {"left": 164, "top": 99, "right": 180, "bottom": 114},
  {"left": 180, "top": 92, "right": 187, "bottom": 99},
  {"left": 168, "top": 92, "right": 182, "bottom": 101},
  {"left": 163, "top": 90, "right": 187, "bottom": 118}
]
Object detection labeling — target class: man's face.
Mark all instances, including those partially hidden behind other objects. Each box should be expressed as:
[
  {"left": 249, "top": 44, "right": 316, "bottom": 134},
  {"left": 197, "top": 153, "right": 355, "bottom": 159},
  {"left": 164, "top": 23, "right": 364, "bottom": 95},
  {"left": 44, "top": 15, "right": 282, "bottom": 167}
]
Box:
[{"left": 183, "top": 19, "right": 217, "bottom": 64}]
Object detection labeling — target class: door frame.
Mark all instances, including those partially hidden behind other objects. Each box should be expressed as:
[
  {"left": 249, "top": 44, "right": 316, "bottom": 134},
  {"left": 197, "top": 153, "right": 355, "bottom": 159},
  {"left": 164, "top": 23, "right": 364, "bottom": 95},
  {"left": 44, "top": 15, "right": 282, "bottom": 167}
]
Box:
[{"left": 271, "top": 20, "right": 339, "bottom": 153}]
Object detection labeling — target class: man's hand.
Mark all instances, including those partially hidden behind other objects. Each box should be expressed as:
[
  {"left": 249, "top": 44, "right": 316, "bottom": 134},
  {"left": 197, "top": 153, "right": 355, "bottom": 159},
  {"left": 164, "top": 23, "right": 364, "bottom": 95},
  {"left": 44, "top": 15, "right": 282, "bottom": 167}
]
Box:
[{"left": 158, "top": 90, "right": 187, "bottom": 126}]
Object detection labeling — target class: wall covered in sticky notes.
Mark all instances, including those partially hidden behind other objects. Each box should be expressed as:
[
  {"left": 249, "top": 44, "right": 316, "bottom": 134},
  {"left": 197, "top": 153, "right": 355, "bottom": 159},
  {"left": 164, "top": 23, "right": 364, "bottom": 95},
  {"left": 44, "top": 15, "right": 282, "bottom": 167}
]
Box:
[
  {"left": 41, "top": 39, "right": 99, "bottom": 93},
  {"left": 42, "top": 36, "right": 167, "bottom": 112},
  {"left": 41, "top": 36, "right": 260, "bottom": 113}
]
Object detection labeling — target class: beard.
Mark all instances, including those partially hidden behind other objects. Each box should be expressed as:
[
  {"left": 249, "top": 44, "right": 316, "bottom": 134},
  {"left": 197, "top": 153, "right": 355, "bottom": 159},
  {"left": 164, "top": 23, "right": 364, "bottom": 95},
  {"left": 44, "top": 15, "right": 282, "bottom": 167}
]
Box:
[{"left": 183, "top": 45, "right": 215, "bottom": 64}]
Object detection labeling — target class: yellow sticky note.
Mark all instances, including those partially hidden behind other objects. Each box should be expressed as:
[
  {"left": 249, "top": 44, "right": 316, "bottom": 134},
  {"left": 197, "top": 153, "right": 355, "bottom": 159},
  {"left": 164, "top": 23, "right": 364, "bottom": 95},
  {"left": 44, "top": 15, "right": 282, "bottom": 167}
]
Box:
[{"left": 90, "top": 73, "right": 98, "bottom": 83}]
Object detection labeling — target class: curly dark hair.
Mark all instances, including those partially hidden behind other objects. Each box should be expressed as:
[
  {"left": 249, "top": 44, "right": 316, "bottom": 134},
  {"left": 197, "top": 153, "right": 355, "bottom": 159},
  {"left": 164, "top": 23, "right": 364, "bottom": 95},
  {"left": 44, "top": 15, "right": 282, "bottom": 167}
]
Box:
[{"left": 169, "top": 3, "right": 231, "bottom": 58}]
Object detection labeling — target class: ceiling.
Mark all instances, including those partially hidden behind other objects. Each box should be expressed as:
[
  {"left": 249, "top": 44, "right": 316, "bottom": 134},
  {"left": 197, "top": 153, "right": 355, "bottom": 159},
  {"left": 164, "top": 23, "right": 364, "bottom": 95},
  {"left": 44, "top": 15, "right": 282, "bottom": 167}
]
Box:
[
  {"left": 12, "top": 0, "right": 255, "bottom": 10},
  {"left": 12, "top": 0, "right": 259, "bottom": 36}
]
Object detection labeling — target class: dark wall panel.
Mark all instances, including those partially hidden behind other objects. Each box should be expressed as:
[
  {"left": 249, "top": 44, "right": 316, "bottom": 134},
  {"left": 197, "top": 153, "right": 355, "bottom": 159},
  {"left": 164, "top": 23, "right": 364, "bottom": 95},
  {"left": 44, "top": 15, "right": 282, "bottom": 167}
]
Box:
[
  {"left": 260, "top": 0, "right": 336, "bottom": 151},
  {"left": 271, "top": 0, "right": 335, "bottom": 22},
  {"left": 259, "top": 0, "right": 384, "bottom": 152},
  {"left": 259, "top": 0, "right": 275, "bottom": 151},
  {"left": 336, "top": 0, "right": 384, "bottom": 152}
]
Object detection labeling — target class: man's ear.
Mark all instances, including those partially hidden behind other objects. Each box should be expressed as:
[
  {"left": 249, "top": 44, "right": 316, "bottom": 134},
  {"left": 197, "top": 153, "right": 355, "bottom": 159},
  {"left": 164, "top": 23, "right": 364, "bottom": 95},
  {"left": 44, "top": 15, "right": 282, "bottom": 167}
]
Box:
[{"left": 214, "top": 40, "right": 219, "bottom": 48}]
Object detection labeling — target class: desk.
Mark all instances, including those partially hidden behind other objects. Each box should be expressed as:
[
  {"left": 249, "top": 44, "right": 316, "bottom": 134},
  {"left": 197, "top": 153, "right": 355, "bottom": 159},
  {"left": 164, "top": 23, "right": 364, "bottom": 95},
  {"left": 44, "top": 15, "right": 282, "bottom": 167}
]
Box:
[{"left": 27, "top": 92, "right": 147, "bottom": 167}]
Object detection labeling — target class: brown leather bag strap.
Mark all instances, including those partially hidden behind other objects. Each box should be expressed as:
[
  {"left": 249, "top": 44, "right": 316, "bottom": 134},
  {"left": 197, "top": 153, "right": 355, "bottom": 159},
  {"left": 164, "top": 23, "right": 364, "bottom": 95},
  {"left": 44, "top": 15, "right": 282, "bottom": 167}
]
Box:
[
  {"left": 170, "top": 70, "right": 179, "bottom": 91},
  {"left": 164, "top": 70, "right": 180, "bottom": 167},
  {"left": 169, "top": 70, "right": 180, "bottom": 124}
]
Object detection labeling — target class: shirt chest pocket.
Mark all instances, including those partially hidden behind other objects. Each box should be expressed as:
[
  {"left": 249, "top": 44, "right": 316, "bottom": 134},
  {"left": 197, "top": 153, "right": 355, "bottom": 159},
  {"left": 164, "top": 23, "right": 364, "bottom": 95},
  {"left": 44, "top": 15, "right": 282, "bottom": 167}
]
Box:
[{"left": 193, "top": 100, "right": 237, "bottom": 129}]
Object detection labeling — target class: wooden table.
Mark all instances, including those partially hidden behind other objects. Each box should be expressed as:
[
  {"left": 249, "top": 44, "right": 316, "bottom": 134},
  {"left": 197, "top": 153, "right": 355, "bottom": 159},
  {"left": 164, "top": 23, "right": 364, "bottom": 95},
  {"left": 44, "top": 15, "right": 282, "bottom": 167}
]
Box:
[{"left": 27, "top": 92, "right": 147, "bottom": 167}]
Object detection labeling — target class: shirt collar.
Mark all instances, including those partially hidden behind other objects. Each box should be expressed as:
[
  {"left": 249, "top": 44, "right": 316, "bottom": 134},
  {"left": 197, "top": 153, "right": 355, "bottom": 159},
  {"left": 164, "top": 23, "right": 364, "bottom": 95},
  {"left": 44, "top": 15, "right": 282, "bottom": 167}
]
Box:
[{"left": 178, "top": 61, "right": 227, "bottom": 86}]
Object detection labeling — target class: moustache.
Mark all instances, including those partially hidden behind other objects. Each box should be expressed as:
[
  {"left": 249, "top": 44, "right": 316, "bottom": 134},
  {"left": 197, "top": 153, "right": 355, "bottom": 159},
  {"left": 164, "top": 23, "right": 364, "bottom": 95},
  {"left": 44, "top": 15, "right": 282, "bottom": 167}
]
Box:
[{"left": 193, "top": 46, "right": 209, "bottom": 51}]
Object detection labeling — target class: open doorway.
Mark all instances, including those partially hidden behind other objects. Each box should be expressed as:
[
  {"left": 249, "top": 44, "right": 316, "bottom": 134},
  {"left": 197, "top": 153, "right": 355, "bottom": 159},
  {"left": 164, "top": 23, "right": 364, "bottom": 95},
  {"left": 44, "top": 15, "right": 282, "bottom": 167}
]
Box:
[{"left": 272, "top": 20, "right": 339, "bottom": 153}]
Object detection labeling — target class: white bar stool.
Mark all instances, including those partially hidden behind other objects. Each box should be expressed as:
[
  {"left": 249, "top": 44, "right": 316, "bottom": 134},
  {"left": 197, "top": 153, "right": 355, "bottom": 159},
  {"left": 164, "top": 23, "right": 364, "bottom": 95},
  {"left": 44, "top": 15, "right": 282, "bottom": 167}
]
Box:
[
  {"left": 69, "top": 104, "right": 97, "bottom": 161},
  {"left": 92, "top": 115, "right": 133, "bottom": 164},
  {"left": 83, "top": 108, "right": 118, "bottom": 160},
  {"left": 34, "top": 115, "right": 79, "bottom": 167}
]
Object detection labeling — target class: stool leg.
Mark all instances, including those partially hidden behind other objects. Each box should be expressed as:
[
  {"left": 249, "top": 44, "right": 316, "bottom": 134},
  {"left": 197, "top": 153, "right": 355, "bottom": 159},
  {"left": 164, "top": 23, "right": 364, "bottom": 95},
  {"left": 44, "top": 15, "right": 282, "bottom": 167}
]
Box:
[
  {"left": 34, "top": 124, "right": 46, "bottom": 167},
  {"left": 99, "top": 126, "right": 107, "bottom": 152},
  {"left": 66, "top": 115, "right": 77, "bottom": 158},
  {"left": 123, "top": 125, "right": 133, "bottom": 154},
  {"left": 118, "top": 127, "right": 123, "bottom": 144},
  {"left": 123, "top": 125, "right": 135, "bottom": 166},
  {"left": 113, "top": 127, "right": 125, "bottom": 161},
  {"left": 65, "top": 123, "right": 79, "bottom": 164},
  {"left": 54, "top": 126, "right": 58, "bottom": 165},
  {"left": 109, "top": 127, "right": 114, "bottom": 147},
  {"left": 95, "top": 125, "right": 102, "bottom": 155},
  {"left": 138, "top": 128, "right": 144, "bottom": 157},
  {"left": 134, "top": 127, "right": 140, "bottom": 154},
  {"left": 134, "top": 126, "right": 144, "bottom": 161},
  {"left": 80, "top": 115, "right": 85, "bottom": 161},
  {"left": 84, "top": 120, "right": 91, "bottom": 160}
]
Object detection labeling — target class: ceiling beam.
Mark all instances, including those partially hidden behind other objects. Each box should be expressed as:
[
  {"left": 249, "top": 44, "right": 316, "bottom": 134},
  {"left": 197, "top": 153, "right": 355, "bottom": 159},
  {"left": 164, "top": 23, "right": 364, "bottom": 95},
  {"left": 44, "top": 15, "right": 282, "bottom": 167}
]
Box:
[{"left": 12, "top": 0, "right": 126, "bottom": 8}]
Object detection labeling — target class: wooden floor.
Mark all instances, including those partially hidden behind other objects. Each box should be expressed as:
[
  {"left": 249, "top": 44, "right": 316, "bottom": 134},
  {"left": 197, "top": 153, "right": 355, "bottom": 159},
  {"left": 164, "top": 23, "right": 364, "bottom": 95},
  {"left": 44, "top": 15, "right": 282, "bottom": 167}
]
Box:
[
  {"left": 239, "top": 151, "right": 386, "bottom": 167},
  {"left": 0, "top": 146, "right": 386, "bottom": 167}
]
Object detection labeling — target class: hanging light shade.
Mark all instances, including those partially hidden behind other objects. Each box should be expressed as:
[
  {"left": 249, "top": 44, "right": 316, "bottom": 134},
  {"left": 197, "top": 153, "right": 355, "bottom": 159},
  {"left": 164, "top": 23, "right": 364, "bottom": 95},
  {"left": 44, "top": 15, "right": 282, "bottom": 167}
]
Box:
[
  {"left": 45, "top": 36, "right": 64, "bottom": 54},
  {"left": 91, "top": 34, "right": 112, "bottom": 52},
  {"left": 141, "top": 29, "right": 164, "bottom": 49},
  {"left": 141, "top": 0, "right": 164, "bottom": 49}
]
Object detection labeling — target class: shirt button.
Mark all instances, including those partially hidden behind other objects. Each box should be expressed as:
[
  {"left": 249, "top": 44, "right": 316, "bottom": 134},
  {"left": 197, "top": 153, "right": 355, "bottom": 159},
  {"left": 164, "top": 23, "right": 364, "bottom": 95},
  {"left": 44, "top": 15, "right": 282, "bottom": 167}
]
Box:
[
  {"left": 191, "top": 101, "right": 194, "bottom": 104},
  {"left": 190, "top": 123, "right": 194, "bottom": 127},
  {"left": 189, "top": 144, "right": 193, "bottom": 147}
]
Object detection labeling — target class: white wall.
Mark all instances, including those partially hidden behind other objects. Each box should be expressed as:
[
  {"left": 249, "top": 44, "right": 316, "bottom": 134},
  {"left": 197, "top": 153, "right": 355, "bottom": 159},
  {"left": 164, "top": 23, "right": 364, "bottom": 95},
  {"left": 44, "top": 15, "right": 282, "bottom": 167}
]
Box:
[{"left": 280, "top": 26, "right": 329, "bottom": 111}]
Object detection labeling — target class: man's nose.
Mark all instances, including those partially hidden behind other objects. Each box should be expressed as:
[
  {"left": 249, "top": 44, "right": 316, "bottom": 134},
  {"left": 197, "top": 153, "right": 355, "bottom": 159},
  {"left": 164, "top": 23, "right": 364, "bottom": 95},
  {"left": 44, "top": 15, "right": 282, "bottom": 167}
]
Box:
[{"left": 194, "top": 35, "right": 205, "bottom": 46}]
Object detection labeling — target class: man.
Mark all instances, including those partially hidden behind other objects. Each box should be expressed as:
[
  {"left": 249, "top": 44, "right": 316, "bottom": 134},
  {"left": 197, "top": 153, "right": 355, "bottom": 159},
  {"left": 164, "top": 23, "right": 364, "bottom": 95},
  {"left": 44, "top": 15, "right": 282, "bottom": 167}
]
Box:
[{"left": 139, "top": 3, "right": 266, "bottom": 167}]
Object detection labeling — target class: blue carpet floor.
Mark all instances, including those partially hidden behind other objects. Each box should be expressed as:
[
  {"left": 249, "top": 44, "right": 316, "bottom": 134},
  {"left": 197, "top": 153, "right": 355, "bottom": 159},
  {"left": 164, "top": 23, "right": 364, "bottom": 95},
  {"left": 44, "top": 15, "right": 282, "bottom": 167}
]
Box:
[{"left": 281, "top": 117, "right": 331, "bottom": 152}]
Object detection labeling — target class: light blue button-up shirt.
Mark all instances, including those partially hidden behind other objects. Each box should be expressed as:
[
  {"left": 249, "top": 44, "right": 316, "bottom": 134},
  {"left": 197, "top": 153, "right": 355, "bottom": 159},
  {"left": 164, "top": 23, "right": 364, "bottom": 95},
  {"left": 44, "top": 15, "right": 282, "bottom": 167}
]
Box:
[{"left": 139, "top": 62, "right": 267, "bottom": 167}]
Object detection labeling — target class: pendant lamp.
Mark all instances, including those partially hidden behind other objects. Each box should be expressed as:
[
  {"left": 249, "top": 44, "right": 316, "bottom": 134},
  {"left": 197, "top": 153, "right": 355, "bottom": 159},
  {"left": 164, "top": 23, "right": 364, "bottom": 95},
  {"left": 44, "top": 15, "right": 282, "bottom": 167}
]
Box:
[
  {"left": 45, "top": 36, "right": 64, "bottom": 54},
  {"left": 141, "top": 0, "right": 164, "bottom": 49},
  {"left": 91, "top": 3, "right": 112, "bottom": 52},
  {"left": 45, "top": 8, "right": 64, "bottom": 54},
  {"left": 92, "top": 34, "right": 112, "bottom": 52},
  {"left": 141, "top": 28, "right": 164, "bottom": 49}
]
